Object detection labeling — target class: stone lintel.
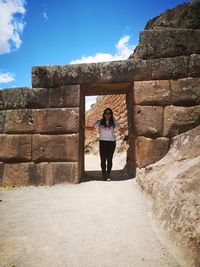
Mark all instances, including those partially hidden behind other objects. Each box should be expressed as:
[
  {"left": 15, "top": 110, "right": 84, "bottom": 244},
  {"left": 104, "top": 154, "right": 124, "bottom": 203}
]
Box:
[{"left": 32, "top": 56, "right": 189, "bottom": 88}]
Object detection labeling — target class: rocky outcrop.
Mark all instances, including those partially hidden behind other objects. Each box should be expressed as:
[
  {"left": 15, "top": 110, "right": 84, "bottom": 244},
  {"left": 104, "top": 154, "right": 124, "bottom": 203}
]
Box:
[
  {"left": 129, "top": 2, "right": 200, "bottom": 60},
  {"left": 136, "top": 126, "right": 200, "bottom": 266},
  {"left": 145, "top": 2, "right": 200, "bottom": 30}
]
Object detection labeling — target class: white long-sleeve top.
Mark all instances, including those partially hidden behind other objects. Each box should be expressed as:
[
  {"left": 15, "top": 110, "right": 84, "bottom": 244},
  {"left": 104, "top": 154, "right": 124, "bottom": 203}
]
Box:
[{"left": 94, "top": 120, "right": 119, "bottom": 141}]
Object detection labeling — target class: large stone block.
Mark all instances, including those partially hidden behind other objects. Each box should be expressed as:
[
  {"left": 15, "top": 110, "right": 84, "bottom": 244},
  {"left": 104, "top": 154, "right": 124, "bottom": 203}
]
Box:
[
  {"left": 0, "top": 111, "right": 5, "bottom": 133},
  {"left": 49, "top": 85, "right": 80, "bottom": 107},
  {"left": 28, "top": 163, "right": 50, "bottom": 186},
  {"left": 36, "top": 108, "right": 79, "bottom": 133},
  {"left": 26, "top": 88, "right": 50, "bottom": 108},
  {"left": 32, "top": 59, "right": 153, "bottom": 87},
  {"left": 164, "top": 105, "right": 200, "bottom": 137},
  {"left": 3, "top": 163, "right": 31, "bottom": 186},
  {"left": 0, "top": 87, "right": 30, "bottom": 110},
  {"left": 50, "top": 162, "right": 78, "bottom": 184},
  {"left": 32, "top": 134, "right": 79, "bottom": 162},
  {"left": 2, "top": 163, "right": 49, "bottom": 186},
  {"left": 151, "top": 56, "right": 188, "bottom": 80},
  {"left": 170, "top": 77, "right": 200, "bottom": 106},
  {"left": 4, "top": 109, "right": 36, "bottom": 133},
  {"left": 135, "top": 136, "right": 170, "bottom": 168},
  {"left": 135, "top": 29, "right": 200, "bottom": 59},
  {"left": 0, "top": 162, "right": 3, "bottom": 186},
  {"left": 189, "top": 54, "right": 200, "bottom": 77},
  {"left": 0, "top": 135, "right": 32, "bottom": 162},
  {"left": 0, "top": 87, "right": 50, "bottom": 110},
  {"left": 135, "top": 106, "right": 163, "bottom": 137},
  {"left": 134, "top": 80, "right": 171, "bottom": 105}
]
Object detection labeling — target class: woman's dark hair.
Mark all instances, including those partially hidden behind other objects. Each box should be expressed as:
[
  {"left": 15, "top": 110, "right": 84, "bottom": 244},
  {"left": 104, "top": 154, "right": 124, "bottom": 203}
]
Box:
[{"left": 100, "top": 108, "right": 115, "bottom": 128}]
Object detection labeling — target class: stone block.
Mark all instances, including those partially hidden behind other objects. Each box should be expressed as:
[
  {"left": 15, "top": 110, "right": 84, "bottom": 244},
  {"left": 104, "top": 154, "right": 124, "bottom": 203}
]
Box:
[
  {"left": 4, "top": 109, "right": 36, "bottom": 133},
  {"left": 164, "top": 105, "right": 200, "bottom": 137},
  {"left": 170, "top": 77, "right": 200, "bottom": 106},
  {"left": 0, "top": 87, "right": 49, "bottom": 110},
  {"left": 151, "top": 56, "right": 188, "bottom": 80},
  {"left": 50, "top": 162, "right": 78, "bottom": 184},
  {"left": 135, "top": 106, "right": 163, "bottom": 137},
  {"left": 0, "top": 111, "right": 5, "bottom": 133},
  {"left": 134, "top": 80, "right": 171, "bottom": 105},
  {"left": 0, "top": 87, "right": 30, "bottom": 110},
  {"left": 132, "top": 59, "right": 152, "bottom": 81},
  {"left": 28, "top": 163, "right": 50, "bottom": 186},
  {"left": 36, "top": 108, "right": 79, "bottom": 133},
  {"left": 32, "top": 59, "right": 153, "bottom": 88},
  {"left": 49, "top": 85, "right": 80, "bottom": 107},
  {"left": 189, "top": 54, "right": 200, "bottom": 77},
  {"left": 0, "top": 162, "right": 3, "bottom": 186},
  {"left": 3, "top": 163, "right": 32, "bottom": 186},
  {"left": 135, "top": 29, "right": 200, "bottom": 59},
  {"left": 0, "top": 135, "right": 32, "bottom": 162},
  {"left": 32, "top": 134, "right": 79, "bottom": 162},
  {"left": 135, "top": 136, "right": 170, "bottom": 168},
  {"left": 26, "top": 88, "right": 50, "bottom": 108}
]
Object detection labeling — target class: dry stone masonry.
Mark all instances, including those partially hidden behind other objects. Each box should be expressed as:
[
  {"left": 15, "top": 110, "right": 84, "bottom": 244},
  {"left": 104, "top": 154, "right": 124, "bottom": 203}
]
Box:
[{"left": 0, "top": 1, "right": 200, "bottom": 186}]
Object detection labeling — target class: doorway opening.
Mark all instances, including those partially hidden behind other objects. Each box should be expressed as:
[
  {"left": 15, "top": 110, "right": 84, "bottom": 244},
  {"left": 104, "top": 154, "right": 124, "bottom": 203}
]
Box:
[{"left": 79, "top": 83, "right": 136, "bottom": 183}]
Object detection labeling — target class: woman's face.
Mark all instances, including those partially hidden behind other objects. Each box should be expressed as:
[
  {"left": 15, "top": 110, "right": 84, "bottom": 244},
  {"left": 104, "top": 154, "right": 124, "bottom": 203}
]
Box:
[{"left": 104, "top": 110, "right": 112, "bottom": 119}]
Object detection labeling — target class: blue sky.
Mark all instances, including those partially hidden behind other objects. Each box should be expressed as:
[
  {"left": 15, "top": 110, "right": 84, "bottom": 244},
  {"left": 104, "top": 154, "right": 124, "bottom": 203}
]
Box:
[{"left": 0, "top": 0, "right": 190, "bottom": 91}]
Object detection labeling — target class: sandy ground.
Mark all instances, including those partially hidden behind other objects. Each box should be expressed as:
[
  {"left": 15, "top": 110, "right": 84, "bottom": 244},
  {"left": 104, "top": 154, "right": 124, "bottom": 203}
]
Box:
[
  {"left": 0, "top": 152, "right": 180, "bottom": 267},
  {"left": 85, "top": 152, "right": 127, "bottom": 171}
]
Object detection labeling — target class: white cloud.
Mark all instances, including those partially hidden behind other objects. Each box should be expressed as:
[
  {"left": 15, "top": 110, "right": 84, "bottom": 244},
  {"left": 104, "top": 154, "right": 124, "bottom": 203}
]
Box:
[
  {"left": 0, "top": 0, "right": 26, "bottom": 55},
  {"left": 85, "top": 96, "right": 97, "bottom": 111},
  {"left": 43, "top": 11, "right": 48, "bottom": 21},
  {"left": 70, "top": 35, "right": 135, "bottom": 64},
  {"left": 0, "top": 72, "right": 15, "bottom": 84}
]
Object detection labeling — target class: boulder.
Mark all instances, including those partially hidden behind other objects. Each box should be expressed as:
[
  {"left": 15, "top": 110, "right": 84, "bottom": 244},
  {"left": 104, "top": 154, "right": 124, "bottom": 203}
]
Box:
[
  {"left": 136, "top": 125, "right": 200, "bottom": 266},
  {"left": 135, "top": 136, "right": 170, "bottom": 168},
  {"left": 135, "top": 105, "right": 163, "bottom": 137},
  {"left": 164, "top": 105, "right": 200, "bottom": 137}
]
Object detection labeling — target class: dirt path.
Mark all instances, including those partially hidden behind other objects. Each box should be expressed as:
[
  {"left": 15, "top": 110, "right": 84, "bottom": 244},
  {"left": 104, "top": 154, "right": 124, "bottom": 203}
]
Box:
[{"left": 0, "top": 179, "right": 179, "bottom": 267}]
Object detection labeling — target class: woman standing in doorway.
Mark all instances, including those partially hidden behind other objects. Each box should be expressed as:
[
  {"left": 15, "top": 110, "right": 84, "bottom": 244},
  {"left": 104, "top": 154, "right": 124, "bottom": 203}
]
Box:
[{"left": 94, "top": 108, "right": 126, "bottom": 181}]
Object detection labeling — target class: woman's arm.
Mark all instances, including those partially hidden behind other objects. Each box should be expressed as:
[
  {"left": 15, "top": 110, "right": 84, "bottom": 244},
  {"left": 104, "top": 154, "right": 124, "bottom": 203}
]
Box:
[{"left": 85, "top": 126, "right": 94, "bottom": 130}]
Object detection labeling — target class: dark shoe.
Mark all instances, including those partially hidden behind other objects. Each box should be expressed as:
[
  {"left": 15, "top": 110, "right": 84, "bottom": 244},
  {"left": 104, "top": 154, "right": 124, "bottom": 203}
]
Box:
[{"left": 102, "top": 173, "right": 107, "bottom": 181}]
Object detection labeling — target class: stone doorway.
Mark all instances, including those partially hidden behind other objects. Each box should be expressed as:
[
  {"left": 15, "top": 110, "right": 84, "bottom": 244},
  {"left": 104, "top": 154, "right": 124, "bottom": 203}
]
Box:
[{"left": 79, "top": 83, "right": 136, "bottom": 182}]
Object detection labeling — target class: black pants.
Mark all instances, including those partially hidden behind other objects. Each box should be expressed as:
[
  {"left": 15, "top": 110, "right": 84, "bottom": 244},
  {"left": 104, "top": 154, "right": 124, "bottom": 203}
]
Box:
[{"left": 99, "top": 140, "right": 116, "bottom": 175}]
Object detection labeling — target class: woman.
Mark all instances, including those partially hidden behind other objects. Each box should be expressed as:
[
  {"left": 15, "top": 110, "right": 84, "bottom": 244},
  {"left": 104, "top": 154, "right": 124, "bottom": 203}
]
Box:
[{"left": 93, "top": 108, "right": 126, "bottom": 181}]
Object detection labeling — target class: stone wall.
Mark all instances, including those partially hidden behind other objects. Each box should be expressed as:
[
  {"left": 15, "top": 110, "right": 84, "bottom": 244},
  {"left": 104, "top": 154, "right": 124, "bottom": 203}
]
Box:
[
  {"left": 0, "top": 2, "right": 200, "bottom": 186},
  {"left": 0, "top": 86, "right": 80, "bottom": 186},
  {"left": 134, "top": 77, "right": 200, "bottom": 167}
]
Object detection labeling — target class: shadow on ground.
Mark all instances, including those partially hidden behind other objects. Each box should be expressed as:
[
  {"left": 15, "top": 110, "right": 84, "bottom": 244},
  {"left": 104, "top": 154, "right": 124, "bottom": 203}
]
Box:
[{"left": 81, "top": 170, "right": 132, "bottom": 182}]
